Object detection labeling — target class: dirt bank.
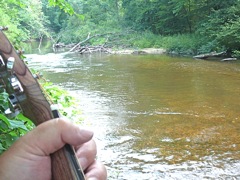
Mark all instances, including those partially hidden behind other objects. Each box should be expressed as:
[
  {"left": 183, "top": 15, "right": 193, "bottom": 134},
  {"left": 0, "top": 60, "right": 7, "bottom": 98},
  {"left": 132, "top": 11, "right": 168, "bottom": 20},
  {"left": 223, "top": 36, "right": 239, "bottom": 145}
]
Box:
[{"left": 109, "top": 48, "right": 166, "bottom": 55}]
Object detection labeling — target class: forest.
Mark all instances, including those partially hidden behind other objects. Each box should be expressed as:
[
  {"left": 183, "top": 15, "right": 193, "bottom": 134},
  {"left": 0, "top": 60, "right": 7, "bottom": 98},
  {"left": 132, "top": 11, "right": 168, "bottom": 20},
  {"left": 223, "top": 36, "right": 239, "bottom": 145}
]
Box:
[{"left": 1, "top": 0, "right": 240, "bottom": 56}]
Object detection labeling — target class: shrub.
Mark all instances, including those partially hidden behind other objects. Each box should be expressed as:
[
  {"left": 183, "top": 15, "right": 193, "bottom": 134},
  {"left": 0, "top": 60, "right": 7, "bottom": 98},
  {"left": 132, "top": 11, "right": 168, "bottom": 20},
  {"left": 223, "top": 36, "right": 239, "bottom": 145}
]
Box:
[{"left": 160, "top": 34, "right": 203, "bottom": 55}]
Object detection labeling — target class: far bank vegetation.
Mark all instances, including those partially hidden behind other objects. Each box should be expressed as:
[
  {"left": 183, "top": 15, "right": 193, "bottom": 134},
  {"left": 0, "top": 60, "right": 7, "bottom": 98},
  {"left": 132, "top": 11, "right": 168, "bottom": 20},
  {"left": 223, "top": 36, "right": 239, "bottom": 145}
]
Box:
[{"left": 1, "top": 0, "right": 240, "bottom": 58}]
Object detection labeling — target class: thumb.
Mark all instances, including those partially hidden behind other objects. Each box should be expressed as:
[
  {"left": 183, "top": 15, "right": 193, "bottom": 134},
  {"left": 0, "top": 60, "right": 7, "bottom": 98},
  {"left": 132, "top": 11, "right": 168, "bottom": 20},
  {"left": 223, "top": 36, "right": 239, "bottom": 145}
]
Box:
[{"left": 19, "top": 118, "right": 93, "bottom": 156}]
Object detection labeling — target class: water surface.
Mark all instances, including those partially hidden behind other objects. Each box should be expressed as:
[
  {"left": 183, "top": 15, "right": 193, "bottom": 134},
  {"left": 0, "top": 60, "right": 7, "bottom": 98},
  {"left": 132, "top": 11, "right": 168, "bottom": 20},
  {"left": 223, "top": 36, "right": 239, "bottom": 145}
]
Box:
[{"left": 26, "top": 51, "right": 240, "bottom": 179}]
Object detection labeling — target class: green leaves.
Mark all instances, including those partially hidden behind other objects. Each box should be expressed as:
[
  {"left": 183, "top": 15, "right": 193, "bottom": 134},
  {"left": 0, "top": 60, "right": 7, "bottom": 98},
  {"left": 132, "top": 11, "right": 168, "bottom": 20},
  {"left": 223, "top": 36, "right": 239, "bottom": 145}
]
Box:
[
  {"left": 0, "top": 91, "right": 9, "bottom": 112},
  {"left": 42, "top": 82, "right": 82, "bottom": 120},
  {"left": 196, "top": 0, "right": 240, "bottom": 52},
  {"left": 0, "top": 143, "right": 5, "bottom": 152},
  {"left": 0, "top": 113, "right": 33, "bottom": 155},
  {"left": 8, "top": 119, "right": 29, "bottom": 131},
  {"left": 48, "top": 0, "right": 75, "bottom": 15},
  {"left": 48, "top": 0, "right": 84, "bottom": 17},
  {"left": 0, "top": 0, "right": 80, "bottom": 41},
  {"left": 0, "top": 92, "right": 34, "bottom": 155}
]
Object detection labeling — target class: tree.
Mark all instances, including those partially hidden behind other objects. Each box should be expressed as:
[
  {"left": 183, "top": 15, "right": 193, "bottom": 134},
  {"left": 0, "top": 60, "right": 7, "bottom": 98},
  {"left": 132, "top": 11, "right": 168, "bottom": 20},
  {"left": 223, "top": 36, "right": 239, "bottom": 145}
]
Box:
[
  {"left": 0, "top": 0, "right": 26, "bottom": 41},
  {"left": 122, "top": 0, "right": 199, "bottom": 34},
  {"left": 197, "top": 0, "right": 240, "bottom": 51},
  {"left": 19, "top": 0, "right": 50, "bottom": 39}
]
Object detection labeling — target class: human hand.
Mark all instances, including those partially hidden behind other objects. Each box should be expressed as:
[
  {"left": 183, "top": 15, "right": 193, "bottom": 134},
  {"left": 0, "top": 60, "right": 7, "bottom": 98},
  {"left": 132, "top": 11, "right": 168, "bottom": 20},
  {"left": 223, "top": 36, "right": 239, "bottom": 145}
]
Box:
[{"left": 0, "top": 118, "right": 107, "bottom": 180}]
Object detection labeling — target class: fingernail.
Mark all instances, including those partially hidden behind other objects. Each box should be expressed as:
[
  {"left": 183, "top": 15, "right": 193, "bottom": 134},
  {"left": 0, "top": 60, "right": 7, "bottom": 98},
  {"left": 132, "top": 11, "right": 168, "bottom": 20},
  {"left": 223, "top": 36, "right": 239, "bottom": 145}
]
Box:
[{"left": 80, "top": 128, "right": 94, "bottom": 138}]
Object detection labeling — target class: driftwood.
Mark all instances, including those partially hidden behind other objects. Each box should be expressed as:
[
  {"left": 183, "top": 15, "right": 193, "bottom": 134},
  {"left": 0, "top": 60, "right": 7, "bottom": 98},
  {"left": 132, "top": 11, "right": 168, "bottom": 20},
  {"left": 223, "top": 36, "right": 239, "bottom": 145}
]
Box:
[
  {"left": 69, "top": 32, "right": 115, "bottom": 52},
  {"left": 52, "top": 43, "right": 66, "bottom": 52},
  {"left": 53, "top": 42, "right": 65, "bottom": 48},
  {"left": 221, "top": 58, "right": 237, "bottom": 62},
  {"left": 69, "top": 33, "right": 91, "bottom": 52},
  {"left": 53, "top": 30, "right": 139, "bottom": 54},
  {"left": 76, "top": 45, "right": 110, "bottom": 54},
  {"left": 132, "top": 50, "right": 147, "bottom": 55},
  {"left": 67, "top": 32, "right": 116, "bottom": 53},
  {"left": 53, "top": 43, "right": 111, "bottom": 54},
  {"left": 68, "top": 31, "right": 134, "bottom": 52},
  {"left": 194, "top": 51, "right": 226, "bottom": 59}
]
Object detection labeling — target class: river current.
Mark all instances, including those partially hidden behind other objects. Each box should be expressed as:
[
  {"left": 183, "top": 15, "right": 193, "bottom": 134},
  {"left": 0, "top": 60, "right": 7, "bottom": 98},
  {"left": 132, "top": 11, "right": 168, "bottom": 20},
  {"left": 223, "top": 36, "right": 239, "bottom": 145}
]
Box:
[{"left": 26, "top": 49, "right": 240, "bottom": 180}]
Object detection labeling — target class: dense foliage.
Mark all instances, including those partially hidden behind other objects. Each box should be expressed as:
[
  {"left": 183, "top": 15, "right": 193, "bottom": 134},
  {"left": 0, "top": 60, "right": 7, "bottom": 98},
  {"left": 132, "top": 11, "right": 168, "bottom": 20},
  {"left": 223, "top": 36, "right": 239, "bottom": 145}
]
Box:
[{"left": 1, "top": 0, "right": 240, "bottom": 55}]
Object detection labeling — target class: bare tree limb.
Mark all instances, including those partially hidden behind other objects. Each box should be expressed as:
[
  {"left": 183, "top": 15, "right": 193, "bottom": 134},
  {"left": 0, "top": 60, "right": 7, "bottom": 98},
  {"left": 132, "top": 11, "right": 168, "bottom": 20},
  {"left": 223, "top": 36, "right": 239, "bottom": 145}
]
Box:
[{"left": 69, "top": 32, "right": 119, "bottom": 52}]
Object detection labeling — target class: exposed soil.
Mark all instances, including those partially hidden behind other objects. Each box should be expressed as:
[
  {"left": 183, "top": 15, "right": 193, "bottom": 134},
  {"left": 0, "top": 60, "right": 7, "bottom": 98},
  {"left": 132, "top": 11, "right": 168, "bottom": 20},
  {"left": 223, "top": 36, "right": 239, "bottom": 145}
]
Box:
[{"left": 109, "top": 48, "right": 166, "bottom": 55}]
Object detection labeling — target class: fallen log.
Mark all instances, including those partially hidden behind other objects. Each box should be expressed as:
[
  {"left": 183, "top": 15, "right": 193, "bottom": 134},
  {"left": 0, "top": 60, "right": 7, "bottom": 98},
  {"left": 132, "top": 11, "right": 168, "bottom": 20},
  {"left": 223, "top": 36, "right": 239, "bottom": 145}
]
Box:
[
  {"left": 193, "top": 51, "right": 226, "bottom": 59},
  {"left": 221, "top": 58, "right": 237, "bottom": 62},
  {"left": 69, "top": 33, "right": 91, "bottom": 52}
]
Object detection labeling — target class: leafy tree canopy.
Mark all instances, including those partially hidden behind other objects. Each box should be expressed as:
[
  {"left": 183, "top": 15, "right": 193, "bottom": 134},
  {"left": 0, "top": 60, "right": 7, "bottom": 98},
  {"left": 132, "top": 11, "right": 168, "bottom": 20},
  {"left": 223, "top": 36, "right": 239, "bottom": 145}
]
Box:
[{"left": 1, "top": 0, "right": 240, "bottom": 53}]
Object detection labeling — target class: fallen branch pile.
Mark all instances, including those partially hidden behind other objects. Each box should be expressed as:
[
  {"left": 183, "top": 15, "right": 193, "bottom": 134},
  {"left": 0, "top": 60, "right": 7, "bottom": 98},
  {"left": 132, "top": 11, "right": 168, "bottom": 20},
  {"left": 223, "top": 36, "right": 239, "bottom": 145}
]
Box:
[
  {"left": 74, "top": 45, "right": 111, "bottom": 54},
  {"left": 52, "top": 31, "right": 134, "bottom": 54},
  {"left": 68, "top": 32, "right": 120, "bottom": 53}
]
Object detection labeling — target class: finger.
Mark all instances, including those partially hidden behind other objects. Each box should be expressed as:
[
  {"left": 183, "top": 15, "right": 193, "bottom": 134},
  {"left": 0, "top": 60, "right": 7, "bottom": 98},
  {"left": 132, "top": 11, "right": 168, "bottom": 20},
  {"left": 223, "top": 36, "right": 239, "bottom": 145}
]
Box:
[
  {"left": 19, "top": 118, "right": 94, "bottom": 156},
  {"left": 75, "top": 140, "right": 97, "bottom": 170},
  {"left": 85, "top": 161, "right": 107, "bottom": 180}
]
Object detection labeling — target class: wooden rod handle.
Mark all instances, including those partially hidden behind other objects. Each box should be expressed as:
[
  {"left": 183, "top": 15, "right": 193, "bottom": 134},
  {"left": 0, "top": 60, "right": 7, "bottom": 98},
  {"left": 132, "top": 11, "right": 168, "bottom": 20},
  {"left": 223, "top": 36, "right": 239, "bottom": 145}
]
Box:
[{"left": 0, "top": 30, "right": 85, "bottom": 180}]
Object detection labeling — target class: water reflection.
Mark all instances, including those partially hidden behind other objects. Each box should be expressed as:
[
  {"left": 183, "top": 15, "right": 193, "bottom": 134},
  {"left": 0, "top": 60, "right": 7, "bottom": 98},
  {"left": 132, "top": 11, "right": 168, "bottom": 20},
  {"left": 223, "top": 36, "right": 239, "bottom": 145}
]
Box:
[{"left": 26, "top": 52, "right": 240, "bottom": 179}]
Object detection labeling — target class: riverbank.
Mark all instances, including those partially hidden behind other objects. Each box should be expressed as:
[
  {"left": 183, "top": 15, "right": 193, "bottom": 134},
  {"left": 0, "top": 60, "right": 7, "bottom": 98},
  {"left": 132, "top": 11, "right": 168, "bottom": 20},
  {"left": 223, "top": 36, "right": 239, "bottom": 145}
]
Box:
[{"left": 54, "top": 43, "right": 167, "bottom": 55}]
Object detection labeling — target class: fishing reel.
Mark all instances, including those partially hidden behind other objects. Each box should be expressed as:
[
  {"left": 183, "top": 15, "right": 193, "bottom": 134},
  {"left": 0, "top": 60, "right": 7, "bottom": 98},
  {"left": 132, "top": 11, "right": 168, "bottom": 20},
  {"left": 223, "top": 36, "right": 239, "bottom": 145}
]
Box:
[
  {"left": 0, "top": 26, "right": 8, "bottom": 31},
  {"left": 0, "top": 54, "right": 26, "bottom": 118}
]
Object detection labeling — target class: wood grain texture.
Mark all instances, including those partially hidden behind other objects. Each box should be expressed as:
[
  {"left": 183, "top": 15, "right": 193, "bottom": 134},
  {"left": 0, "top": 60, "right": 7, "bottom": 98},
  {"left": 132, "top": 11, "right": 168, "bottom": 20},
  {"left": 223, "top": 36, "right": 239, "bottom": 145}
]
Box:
[
  {"left": 0, "top": 31, "right": 52, "bottom": 125},
  {"left": 0, "top": 31, "right": 85, "bottom": 180}
]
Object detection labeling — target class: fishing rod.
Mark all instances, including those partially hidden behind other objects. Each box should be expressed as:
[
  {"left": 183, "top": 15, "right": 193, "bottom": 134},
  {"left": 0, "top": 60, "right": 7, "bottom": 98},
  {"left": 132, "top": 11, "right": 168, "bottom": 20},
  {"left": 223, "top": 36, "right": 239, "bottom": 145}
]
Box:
[{"left": 0, "top": 27, "right": 85, "bottom": 180}]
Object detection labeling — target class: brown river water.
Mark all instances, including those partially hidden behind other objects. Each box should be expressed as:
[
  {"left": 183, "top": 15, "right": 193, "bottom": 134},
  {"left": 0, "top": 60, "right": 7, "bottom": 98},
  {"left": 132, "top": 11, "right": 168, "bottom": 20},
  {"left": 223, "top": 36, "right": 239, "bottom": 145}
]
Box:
[{"left": 26, "top": 49, "right": 240, "bottom": 179}]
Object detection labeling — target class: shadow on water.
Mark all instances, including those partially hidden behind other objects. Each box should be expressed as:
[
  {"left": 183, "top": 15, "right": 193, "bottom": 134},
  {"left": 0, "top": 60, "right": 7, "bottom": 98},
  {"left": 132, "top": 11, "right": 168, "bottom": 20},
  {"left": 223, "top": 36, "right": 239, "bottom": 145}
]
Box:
[{"left": 26, "top": 50, "right": 240, "bottom": 179}]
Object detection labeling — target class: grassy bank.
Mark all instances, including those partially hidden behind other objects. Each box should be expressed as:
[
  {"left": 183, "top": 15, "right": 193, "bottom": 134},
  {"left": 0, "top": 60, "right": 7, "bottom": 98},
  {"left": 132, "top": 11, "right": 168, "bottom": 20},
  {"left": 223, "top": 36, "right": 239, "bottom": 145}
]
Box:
[
  {"left": 59, "top": 30, "right": 226, "bottom": 56},
  {"left": 121, "top": 32, "right": 222, "bottom": 56}
]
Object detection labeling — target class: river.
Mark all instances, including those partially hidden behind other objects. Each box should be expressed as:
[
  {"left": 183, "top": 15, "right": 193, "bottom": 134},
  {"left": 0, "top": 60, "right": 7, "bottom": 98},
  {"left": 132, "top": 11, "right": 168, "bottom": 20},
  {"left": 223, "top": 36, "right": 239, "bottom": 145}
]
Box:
[{"left": 25, "top": 45, "right": 240, "bottom": 179}]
